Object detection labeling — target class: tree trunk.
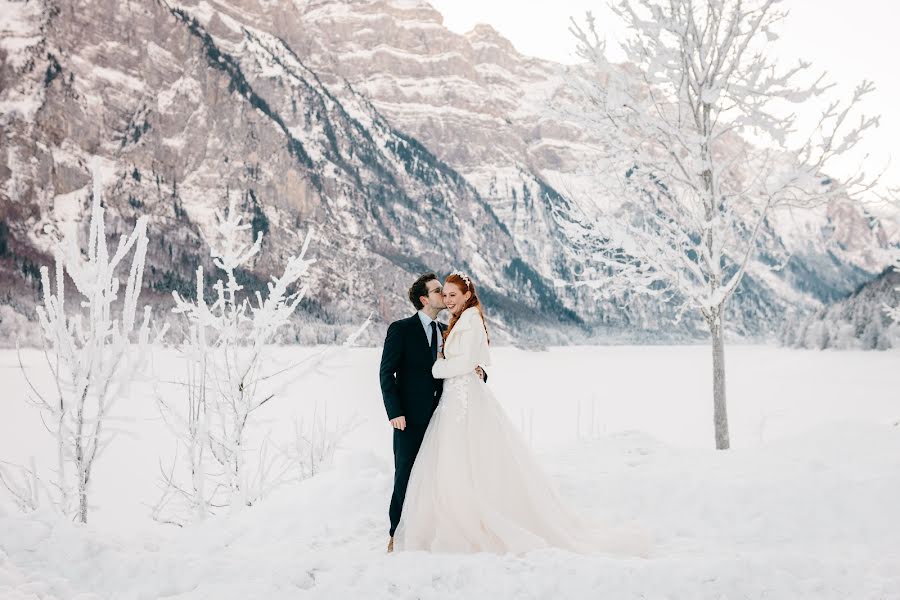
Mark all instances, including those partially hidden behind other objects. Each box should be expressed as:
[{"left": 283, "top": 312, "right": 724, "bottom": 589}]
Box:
[
  {"left": 709, "top": 309, "right": 730, "bottom": 450},
  {"left": 78, "top": 482, "right": 88, "bottom": 523},
  {"left": 75, "top": 385, "right": 89, "bottom": 523}
]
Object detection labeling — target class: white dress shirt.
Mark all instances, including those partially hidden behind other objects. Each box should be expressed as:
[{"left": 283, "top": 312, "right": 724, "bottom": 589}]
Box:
[{"left": 417, "top": 310, "right": 444, "bottom": 355}]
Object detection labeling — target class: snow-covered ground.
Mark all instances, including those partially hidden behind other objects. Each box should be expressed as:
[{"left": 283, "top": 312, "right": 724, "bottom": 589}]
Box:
[{"left": 1, "top": 345, "right": 898, "bottom": 599}]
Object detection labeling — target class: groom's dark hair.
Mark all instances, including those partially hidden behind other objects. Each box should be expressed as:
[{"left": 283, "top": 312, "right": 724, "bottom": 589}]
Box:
[{"left": 409, "top": 273, "right": 438, "bottom": 310}]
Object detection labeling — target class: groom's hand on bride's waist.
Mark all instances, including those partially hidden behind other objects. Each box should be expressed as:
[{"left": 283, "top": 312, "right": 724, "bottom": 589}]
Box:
[
  {"left": 475, "top": 366, "right": 485, "bottom": 381},
  {"left": 390, "top": 416, "right": 407, "bottom": 431}
]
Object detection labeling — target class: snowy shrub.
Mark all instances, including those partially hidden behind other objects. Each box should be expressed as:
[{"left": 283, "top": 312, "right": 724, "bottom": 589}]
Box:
[
  {"left": 154, "top": 198, "right": 333, "bottom": 525},
  {"left": 2, "top": 163, "right": 165, "bottom": 523},
  {"left": 276, "top": 401, "right": 362, "bottom": 482}
]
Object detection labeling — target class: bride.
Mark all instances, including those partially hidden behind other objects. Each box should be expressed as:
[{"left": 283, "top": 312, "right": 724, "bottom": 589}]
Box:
[{"left": 393, "top": 272, "right": 645, "bottom": 555}]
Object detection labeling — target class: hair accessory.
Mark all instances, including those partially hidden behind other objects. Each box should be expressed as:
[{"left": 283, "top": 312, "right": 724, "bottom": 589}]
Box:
[{"left": 450, "top": 270, "right": 471, "bottom": 287}]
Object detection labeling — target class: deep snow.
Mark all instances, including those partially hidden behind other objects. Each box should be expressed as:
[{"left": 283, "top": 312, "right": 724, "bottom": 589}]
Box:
[{"left": 1, "top": 345, "right": 898, "bottom": 599}]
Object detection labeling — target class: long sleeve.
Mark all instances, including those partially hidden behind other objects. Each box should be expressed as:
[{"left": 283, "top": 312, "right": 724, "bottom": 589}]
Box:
[
  {"left": 432, "top": 310, "right": 487, "bottom": 379},
  {"left": 379, "top": 321, "right": 404, "bottom": 419}
]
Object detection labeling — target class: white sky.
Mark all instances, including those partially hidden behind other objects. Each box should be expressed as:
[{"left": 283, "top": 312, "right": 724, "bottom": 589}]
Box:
[{"left": 430, "top": 0, "right": 899, "bottom": 198}]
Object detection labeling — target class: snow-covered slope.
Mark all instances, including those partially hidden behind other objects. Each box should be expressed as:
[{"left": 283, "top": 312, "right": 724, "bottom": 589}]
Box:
[
  {"left": 782, "top": 267, "right": 900, "bottom": 350},
  {"left": 1, "top": 345, "right": 899, "bottom": 598}
]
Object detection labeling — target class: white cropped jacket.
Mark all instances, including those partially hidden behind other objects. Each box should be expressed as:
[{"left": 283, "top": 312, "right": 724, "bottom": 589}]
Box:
[{"left": 432, "top": 307, "right": 491, "bottom": 379}]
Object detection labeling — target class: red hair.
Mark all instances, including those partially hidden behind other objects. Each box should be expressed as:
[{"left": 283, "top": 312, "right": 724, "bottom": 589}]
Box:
[{"left": 442, "top": 273, "right": 489, "bottom": 344}]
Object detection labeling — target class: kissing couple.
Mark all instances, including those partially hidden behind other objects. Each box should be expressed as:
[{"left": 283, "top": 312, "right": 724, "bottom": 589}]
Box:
[{"left": 379, "top": 271, "right": 647, "bottom": 555}]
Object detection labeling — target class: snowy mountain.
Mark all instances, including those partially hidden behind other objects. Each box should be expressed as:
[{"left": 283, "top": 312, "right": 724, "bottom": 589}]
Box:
[
  {"left": 0, "top": 0, "right": 583, "bottom": 344},
  {"left": 781, "top": 267, "right": 900, "bottom": 350},
  {"left": 288, "top": 0, "right": 896, "bottom": 330},
  {"left": 0, "top": 0, "right": 895, "bottom": 344}
]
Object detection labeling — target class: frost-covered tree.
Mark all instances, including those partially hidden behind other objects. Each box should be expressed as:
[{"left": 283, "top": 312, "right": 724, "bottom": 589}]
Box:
[
  {"left": 885, "top": 252, "right": 900, "bottom": 323},
  {"left": 154, "top": 198, "right": 319, "bottom": 523},
  {"left": 570, "top": 0, "right": 878, "bottom": 448},
  {"left": 2, "top": 163, "right": 165, "bottom": 522}
]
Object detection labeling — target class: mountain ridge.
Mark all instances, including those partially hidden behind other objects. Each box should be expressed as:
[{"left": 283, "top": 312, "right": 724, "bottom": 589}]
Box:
[{"left": 0, "top": 0, "right": 896, "bottom": 346}]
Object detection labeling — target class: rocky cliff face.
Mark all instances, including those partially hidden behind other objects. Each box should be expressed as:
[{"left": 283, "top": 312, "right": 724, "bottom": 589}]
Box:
[{"left": 0, "top": 0, "right": 895, "bottom": 345}]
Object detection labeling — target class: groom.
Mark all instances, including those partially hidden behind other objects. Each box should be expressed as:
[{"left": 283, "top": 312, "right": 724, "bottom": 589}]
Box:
[{"left": 379, "top": 273, "right": 485, "bottom": 553}]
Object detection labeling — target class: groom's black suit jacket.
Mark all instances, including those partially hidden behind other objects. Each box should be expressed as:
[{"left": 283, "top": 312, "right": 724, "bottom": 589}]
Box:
[{"left": 379, "top": 314, "right": 447, "bottom": 425}]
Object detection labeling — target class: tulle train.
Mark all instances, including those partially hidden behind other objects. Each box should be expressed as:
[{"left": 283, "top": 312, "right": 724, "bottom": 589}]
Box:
[{"left": 394, "top": 373, "right": 647, "bottom": 555}]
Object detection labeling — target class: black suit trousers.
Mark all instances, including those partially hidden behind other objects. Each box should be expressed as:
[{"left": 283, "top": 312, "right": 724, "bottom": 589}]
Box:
[{"left": 389, "top": 423, "right": 428, "bottom": 536}]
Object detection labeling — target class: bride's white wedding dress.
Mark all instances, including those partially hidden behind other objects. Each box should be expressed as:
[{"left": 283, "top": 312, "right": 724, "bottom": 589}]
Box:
[{"left": 394, "top": 307, "right": 644, "bottom": 555}]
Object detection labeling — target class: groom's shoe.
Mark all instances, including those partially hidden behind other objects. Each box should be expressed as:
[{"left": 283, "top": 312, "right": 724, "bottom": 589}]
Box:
[{"left": 387, "top": 537, "right": 394, "bottom": 553}]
